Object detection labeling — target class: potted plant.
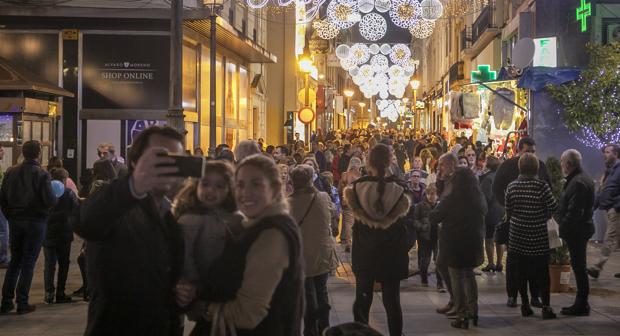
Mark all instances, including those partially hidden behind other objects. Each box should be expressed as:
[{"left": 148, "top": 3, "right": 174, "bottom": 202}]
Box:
[{"left": 546, "top": 156, "right": 572, "bottom": 292}]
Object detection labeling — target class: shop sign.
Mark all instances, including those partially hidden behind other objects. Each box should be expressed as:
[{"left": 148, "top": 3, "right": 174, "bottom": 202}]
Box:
[
  {"left": 298, "top": 107, "right": 315, "bottom": 124},
  {"left": 82, "top": 34, "right": 170, "bottom": 110},
  {"left": 533, "top": 37, "right": 557, "bottom": 67},
  {"left": 471, "top": 65, "right": 497, "bottom": 83},
  {"left": 576, "top": 0, "right": 591, "bottom": 33},
  {"left": 126, "top": 120, "right": 165, "bottom": 146}
]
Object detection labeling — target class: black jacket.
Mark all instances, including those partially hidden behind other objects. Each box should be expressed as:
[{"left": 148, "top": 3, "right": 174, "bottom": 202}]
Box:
[
  {"left": 344, "top": 176, "right": 411, "bottom": 281},
  {"left": 0, "top": 159, "right": 57, "bottom": 222},
  {"left": 493, "top": 156, "right": 551, "bottom": 206},
  {"left": 430, "top": 191, "right": 487, "bottom": 268},
  {"left": 73, "top": 176, "right": 184, "bottom": 336},
  {"left": 597, "top": 160, "right": 620, "bottom": 211},
  {"left": 480, "top": 171, "right": 505, "bottom": 228},
  {"left": 555, "top": 169, "right": 595, "bottom": 241},
  {"left": 413, "top": 199, "right": 437, "bottom": 242},
  {"left": 43, "top": 188, "right": 79, "bottom": 247}
]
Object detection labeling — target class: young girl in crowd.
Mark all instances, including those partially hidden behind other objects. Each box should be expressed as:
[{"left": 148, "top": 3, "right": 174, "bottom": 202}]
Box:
[
  {"left": 43, "top": 168, "right": 79, "bottom": 304},
  {"left": 173, "top": 160, "right": 242, "bottom": 295},
  {"left": 413, "top": 184, "right": 443, "bottom": 290}
]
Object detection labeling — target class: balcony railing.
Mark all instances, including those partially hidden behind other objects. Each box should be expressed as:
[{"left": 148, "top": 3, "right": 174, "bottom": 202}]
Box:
[
  {"left": 449, "top": 61, "right": 464, "bottom": 83},
  {"left": 460, "top": 27, "right": 471, "bottom": 51},
  {"left": 471, "top": 4, "right": 493, "bottom": 45}
]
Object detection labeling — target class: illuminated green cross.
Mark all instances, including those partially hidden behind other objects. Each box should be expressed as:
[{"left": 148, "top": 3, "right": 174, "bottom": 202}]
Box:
[
  {"left": 576, "top": 0, "right": 591, "bottom": 33},
  {"left": 471, "top": 65, "right": 497, "bottom": 83}
]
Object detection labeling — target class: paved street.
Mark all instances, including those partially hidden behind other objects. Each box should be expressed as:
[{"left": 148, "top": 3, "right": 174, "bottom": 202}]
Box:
[{"left": 1, "top": 240, "right": 619, "bottom": 335}]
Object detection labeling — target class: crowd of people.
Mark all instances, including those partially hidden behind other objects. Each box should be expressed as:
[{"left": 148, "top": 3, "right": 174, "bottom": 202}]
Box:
[{"left": 0, "top": 125, "right": 618, "bottom": 336}]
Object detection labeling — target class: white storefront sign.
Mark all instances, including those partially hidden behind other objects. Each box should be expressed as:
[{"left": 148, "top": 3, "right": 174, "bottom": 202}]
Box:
[{"left": 533, "top": 37, "right": 557, "bottom": 67}]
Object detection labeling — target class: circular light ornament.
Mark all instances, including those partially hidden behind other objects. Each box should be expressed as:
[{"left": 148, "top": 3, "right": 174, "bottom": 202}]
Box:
[
  {"left": 327, "top": 0, "right": 360, "bottom": 29},
  {"left": 349, "top": 66, "right": 360, "bottom": 76},
  {"left": 389, "top": 0, "right": 422, "bottom": 29},
  {"left": 388, "top": 64, "right": 405, "bottom": 78},
  {"left": 389, "top": 44, "right": 411, "bottom": 65},
  {"left": 409, "top": 19, "right": 435, "bottom": 39},
  {"left": 421, "top": 0, "right": 444, "bottom": 21},
  {"left": 246, "top": 0, "right": 270, "bottom": 9},
  {"left": 340, "top": 57, "right": 357, "bottom": 70},
  {"left": 369, "top": 44, "right": 380, "bottom": 54},
  {"left": 313, "top": 19, "right": 340, "bottom": 40},
  {"left": 380, "top": 43, "right": 392, "bottom": 55},
  {"left": 374, "top": 0, "right": 391, "bottom": 13},
  {"left": 370, "top": 54, "right": 389, "bottom": 73},
  {"left": 350, "top": 43, "right": 371, "bottom": 64},
  {"left": 358, "top": 0, "right": 375, "bottom": 13},
  {"left": 379, "top": 90, "right": 389, "bottom": 99},
  {"left": 359, "top": 13, "right": 387, "bottom": 41},
  {"left": 359, "top": 64, "right": 375, "bottom": 77},
  {"left": 336, "top": 44, "right": 351, "bottom": 59}
]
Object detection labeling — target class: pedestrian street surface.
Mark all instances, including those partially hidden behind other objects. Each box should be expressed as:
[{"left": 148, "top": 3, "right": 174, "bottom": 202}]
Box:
[{"left": 1, "top": 239, "right": 619, "bottom": 335}]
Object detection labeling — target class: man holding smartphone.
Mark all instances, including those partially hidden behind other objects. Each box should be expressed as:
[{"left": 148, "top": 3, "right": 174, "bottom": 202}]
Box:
[{"left": 74, "top": 126, "right": 185, "bottom": 336}]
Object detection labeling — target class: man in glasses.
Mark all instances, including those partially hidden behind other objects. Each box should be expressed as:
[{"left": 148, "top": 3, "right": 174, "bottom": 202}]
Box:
[{"left": 493, "top": 137, "right": 551, "bottom": 309}]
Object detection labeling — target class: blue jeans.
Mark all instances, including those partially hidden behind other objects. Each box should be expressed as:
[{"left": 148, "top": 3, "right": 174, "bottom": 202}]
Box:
[
  {"left": 0, "top": 210, "right": 9, "bottom": 264},
  {"left": 1, "top": 219, "right": 45, "bottom": 307}
]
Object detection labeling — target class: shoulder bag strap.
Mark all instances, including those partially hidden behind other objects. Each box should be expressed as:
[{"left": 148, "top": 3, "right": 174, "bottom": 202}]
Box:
[{"left": 297, "top": 192, "right": 318, "bottom": 227}]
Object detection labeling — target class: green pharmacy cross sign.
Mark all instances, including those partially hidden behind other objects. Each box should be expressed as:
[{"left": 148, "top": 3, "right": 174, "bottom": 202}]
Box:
[
  {"left": 576, "top": 0, "right": 592, "bottom": 33},
  {"left": 471, "top": 65, "right": 497, "bottom": 83}
]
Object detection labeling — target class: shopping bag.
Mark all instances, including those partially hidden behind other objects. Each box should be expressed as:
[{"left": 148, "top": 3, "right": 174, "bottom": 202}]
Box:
[{"left": 547, "top": 218, "right": 563, "bottom": 249}]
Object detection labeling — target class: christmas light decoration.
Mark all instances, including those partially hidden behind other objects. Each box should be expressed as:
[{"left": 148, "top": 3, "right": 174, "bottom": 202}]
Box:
[
  {"left": 375, "top": 0, "right": 391, "bottom": 12},
  {"left": 389, "top": 0, "right": 422, "bottom": 29},
  {"left": 371, "top": 54, "right": 389, "bottom": 73},
  {"left": 340, "top": 57, "right": 357, "bottom": 70},
  {"left": 336, "top": 44, "right": 351, "bottom": 59},
  {"left": 420, "top": 0, "right": 444, "bottom": 21},
  {"left": 380, "top": 43, "right": 392, "bottom": 55},
  {"left": 359, "top": 13, "right": 388, "bottom": 41},
  {"left": 389, "top": 44, "right": 412, "bottom": 65},
  {"left": 358, "top": 0, "right": 375, "bottom": 13},
  {"left": 369, "top": 43, "right": 380, "bottom": 54},
  {"left": 313, "top": 19, "right": 340, "bottom": 39},
  {"left": 327, "top": 0, "right": 360, "bottom": 29},
  {"left": 409, "top": 19, "right": 435, "bottom": 39},
  {"left": 350, "top": 43, "right": 371, "bottom": 64}
]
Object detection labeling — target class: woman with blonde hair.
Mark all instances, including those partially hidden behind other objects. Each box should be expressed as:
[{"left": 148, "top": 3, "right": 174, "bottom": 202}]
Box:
[
  {"left": 339, "top": 157, "right": 363, "bottom": 251},
  {"left": 176, "top": 154, "right": 303, "bottom": 335}
]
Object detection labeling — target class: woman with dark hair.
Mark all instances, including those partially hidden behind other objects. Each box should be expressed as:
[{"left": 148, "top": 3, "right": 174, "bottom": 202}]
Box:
[
  {"left": 344, "top": 143, "right": 410, "bottom": 336},
  {"left": 430, "top": 167, "right": 487, "bottom": 329},
  {"left": 479, "top": 156, "right": 505, "bottom": 272}
]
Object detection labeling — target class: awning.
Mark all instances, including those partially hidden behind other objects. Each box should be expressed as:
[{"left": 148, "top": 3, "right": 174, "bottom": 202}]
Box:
[
  {"left": 185, "top": 17, "right": 277, "bottom": 64},
  {"left": 0, "top": 57, "right": 74, "bottom": 97}
]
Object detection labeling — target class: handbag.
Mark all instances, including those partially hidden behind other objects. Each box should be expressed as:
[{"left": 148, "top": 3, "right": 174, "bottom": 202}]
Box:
[
  {"left": 547, "top": 217, "right": 563, "bottom": 249},
  {"left": 209, "top": 304, "right": 238, "bottom": 336}
]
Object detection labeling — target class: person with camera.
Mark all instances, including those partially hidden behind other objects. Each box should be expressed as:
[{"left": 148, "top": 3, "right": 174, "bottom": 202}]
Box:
[{"left": 73, "top": 126, "right": 185, "bottom": 336}]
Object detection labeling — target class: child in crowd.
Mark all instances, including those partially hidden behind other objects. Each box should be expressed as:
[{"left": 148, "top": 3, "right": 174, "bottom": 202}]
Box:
[
  {"left": 321, "top": 171, "right": 341, "bottom": 237},
  {"left": 413, "top": 184, "right": 444, "bottom": 291},
  {"left": 173, "top": 160, "right": 243, "bottom": 289},
  {"left": 43, "top": 168, "right": 79, "bottom": 304}
]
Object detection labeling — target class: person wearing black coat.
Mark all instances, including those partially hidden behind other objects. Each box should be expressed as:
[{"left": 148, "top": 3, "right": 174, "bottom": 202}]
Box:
[
  {"left": 555, "top": 150, "right": 595, "bottom": 316},
  {"left": 344, "top": 144, "right": 410, "bottom": 336},
  {"left": 412, "top": 184, "right": 442, "bottom": 288},
  {"left": 73, "top": 126, "right": 185, "bottom": 336},
  {"left": 0, "top": 140, "right": 57, "bottom": 315},
  {"left": 430, "top": 168, "right": 487, "bottom": 329},
  {"left": 479, "top": 156, "right": 505, "bottom": 272},
  {"left": 43, "top": 168, "right": 80, "bottom": 305}
]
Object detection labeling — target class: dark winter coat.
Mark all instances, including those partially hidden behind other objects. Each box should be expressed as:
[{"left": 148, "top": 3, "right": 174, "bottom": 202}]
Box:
[
  {"left": 413, "top": 198, "right": 437, "bottom": 242},
  {"left": 555, "top": 169, "right": 595, "bottom": 242},
  {"left": 479, "top": 171, "right": 505, "bottom": 228},
  {"left": 597, "top": 160, "right": 620, "bottom": 211},
  {"left": 493, "top": 156, "right": 551, "bottom": 206},
  {"left": 344, "top": 176, "right": 411, "bottom": 281},
  {"left": 0, "top": 159, "right": 57, "bottom": 222},
  {"left": 73, "top": 176, "right": 184, "bottom": 336},
  {"left": 429, "top": 190, "right": 487, "bottom": 268},
  {"left": 43, "top": 188, "right": 79, "bottom": 247}
]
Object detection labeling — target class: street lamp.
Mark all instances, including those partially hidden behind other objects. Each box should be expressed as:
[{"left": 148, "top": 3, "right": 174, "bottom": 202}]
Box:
[
  {"left": 344, "top": 89, "right": 354, "bottom": 129},
  {"left": 298, "top": 48, "right": 315, "bottom": 143},
  {"left": 410, "top": 79, "right": 421, "bottom": 129},
  {"left": 206, "top": 0, "right": 224, "bottom": 158}
]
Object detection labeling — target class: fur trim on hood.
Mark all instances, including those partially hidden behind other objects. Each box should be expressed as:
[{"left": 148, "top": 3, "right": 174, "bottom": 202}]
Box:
[
  {"left": 343, "top": 179, "right": 411, "bottom": 230},
  {"left": 242, "top": 198, "right": 290, "bottom": 228}
]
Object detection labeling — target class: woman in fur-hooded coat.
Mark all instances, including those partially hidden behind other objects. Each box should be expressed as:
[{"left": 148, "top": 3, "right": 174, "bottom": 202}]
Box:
[{"left": 343, "top": 144, "right": 411, "bottom": 336}]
